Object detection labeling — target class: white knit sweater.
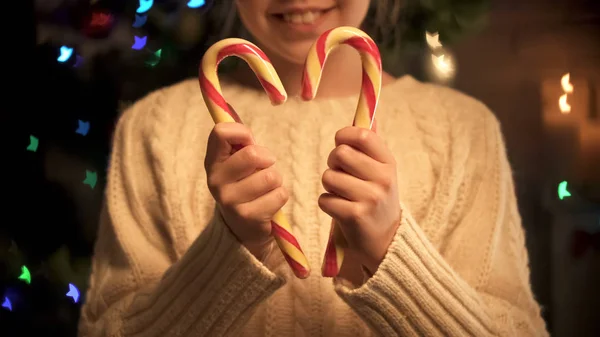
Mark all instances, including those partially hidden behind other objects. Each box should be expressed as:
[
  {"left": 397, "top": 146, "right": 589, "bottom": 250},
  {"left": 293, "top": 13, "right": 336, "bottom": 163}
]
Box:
[{"left": 78, "top": 75, "right": 548, "bottom": 336}]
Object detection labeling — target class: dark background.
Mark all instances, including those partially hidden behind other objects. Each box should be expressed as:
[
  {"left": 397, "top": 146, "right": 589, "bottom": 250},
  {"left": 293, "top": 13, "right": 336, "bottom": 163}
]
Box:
[{"left": 2, "top": 0, "right": 599, "bottom": 336}]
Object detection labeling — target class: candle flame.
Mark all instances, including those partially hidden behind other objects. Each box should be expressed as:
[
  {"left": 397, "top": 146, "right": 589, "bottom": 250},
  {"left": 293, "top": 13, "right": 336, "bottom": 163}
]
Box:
[
  {"left": 561, "top": 73, "right": 574, "bottom": 93},
  {"left": 559, "top": 94, "right": 571, "bottom": 114}
]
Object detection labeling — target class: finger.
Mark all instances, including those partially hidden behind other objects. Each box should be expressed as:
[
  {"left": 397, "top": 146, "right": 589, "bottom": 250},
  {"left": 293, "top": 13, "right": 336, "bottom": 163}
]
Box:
[
  {"left": 222, "top": 145, "right": 276, "bottom": 183},
  {"left": 334, "top": 126, "right": 393, "bottom": 164},
  {"left": 206, "top": 122, "right": 256, "bottom": 166},
  {"left": 237, "top": 186, "right": 289, "bottom": 223},
  {"left": 222, "top": 166, "right": 281, "bottom": 204},
  {"left": 209, "top": 145, "right": 277, "bottom": 190},
  {"left": 327, "top": 144, "right": 384, "bottom": 181},
  {"left": 318, "top": 192, "right": 355, "bottom": 223},
  {"left": 321, "top": 168, "right": 376, "bottom": 202}
]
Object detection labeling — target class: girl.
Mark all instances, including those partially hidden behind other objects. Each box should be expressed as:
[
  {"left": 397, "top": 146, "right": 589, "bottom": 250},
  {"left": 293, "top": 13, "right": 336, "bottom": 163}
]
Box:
[{"left": 79, "top": 1, "right": 549, "bottom": 336}]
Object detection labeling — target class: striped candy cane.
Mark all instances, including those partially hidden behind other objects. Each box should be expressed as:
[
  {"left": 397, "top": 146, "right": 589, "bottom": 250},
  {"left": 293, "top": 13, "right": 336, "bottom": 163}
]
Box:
[
  {"left": 301, "top": 27, "right": 383, "bottom": 278},
  {"left": 199, "top": 38, "right": 311, "bottom": 279}
]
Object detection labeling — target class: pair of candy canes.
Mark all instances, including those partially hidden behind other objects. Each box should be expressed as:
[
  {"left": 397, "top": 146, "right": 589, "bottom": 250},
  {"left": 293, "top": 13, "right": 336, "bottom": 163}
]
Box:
[{"left": 199, "top": 26, "right": 382, "bottom": 279}]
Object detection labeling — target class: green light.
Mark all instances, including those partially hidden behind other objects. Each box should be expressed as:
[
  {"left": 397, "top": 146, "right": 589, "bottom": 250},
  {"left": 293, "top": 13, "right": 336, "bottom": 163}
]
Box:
[
  {"left": 27, "top": 135, "right": 38, "bottom": 152},
  {"left": 558, "top": 181, "right": 572, "bottom": 200},
  {"left": 18, "top": 265, "right": 31, "bottom": 284},
  {"left": 83, "top": 170, "right": 97, "bottom": 189},
  {"left": 145, "top": 49, "right": 162, "bottom": 67}
]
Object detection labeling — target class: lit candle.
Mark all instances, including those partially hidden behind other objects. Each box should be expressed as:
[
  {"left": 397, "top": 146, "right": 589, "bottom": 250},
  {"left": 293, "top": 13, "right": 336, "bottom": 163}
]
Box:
[
  {"left": 541, "top": 73, "right": 590, "bottom": 181},
  {"left": 559, "top": 73, "right": 573, "bottom": 114}
]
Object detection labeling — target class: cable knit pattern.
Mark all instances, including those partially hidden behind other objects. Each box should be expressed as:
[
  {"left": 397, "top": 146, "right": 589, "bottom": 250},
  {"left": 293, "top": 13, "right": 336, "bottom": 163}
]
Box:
[
  {"left": 78, "top": 75, "right": 548, "bottom": 337},
  {"left": 287, "top": 99, "right": 314, "bottom": 337}
]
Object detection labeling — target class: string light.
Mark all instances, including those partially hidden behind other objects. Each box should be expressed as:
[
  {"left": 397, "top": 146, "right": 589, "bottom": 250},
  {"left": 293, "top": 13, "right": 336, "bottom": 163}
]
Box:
[
  {"left": 132, "top": 36, "right": 148, "bottom": 50},
  {"left": 136, "top": 0, "right": 153, "bottom": 14},
  {"left": 187, "top": 0, "right": 206, "bottom": 8},
  {"left": 424, "top": 31, "right": 456, "bottom": 81},
  {"left": 431, "top": 54, "right": 455, "bottom": 76},
  {"left": 146, "top": 49, "right": 162, "bottom": 67},
  {"left": 57, "top": 46, "right": 73, "bottom": 63},
  {"left": 133, "top": 14, "right": 147, "bottom": 28},
  {"left": 27, "top": 135, "right": 39, "bottom": 152},
  {"left": 83, "top": 170, "right": 98, "bottom": 189},
  {"left": 558, "top": 180, "right": 572, "bottom": 200},
  {"left": 66, "top": 284, "right": 80, "bottom": 303},
  {"left": 2, "top": 297, "right": 12, "bottom": 311},
  {"left": 76, "top": 120, "right": 90, "bottom": 136},
  {"left": 425, "top": 32, "right": 442, "bottom": 49},
  {"left": 18, "top": 266, "right": 31, "bottom": 284}
]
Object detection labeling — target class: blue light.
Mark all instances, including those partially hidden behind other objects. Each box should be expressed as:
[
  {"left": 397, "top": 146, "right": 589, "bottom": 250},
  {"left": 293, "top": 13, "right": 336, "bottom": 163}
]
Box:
[{"left": 187, "top": 0, "right": 206, "bottom": 8}]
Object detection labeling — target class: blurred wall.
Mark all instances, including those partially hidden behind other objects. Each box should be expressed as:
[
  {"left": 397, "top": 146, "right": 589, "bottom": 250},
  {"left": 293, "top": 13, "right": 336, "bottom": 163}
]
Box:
[{"left": 450, "top": 0, "right": 600, "bottom": 334}]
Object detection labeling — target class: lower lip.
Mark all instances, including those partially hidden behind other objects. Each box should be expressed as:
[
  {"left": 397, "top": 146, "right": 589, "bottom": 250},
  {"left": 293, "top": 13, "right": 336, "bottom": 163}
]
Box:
[{"left": 272, "top": 9, "right": 333, "bottom": 34}]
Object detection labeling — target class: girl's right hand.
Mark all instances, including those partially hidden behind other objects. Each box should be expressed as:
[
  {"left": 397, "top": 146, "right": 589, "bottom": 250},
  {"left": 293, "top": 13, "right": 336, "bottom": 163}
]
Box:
[{"left": 204, "top": 122, "right": 289, "bottom": 259}]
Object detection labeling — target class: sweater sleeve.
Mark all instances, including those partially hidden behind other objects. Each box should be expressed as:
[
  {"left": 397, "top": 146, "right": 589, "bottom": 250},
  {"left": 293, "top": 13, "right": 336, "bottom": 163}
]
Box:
[
  {"left": 333, "top": 110, "right": 549, "bottom": 336},
  {"left": 78, "top": 91, "right": 286, "bottom": 337}
]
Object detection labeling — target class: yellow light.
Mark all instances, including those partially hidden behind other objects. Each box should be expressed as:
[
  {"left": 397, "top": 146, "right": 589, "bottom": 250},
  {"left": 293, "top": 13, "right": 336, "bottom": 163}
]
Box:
[
  {"left": 432, "top": 54, "right": 454, "bottom": 75},
  {"left": 561, "top": 73, "right": 574, "bottom": 93},
  {"left": 559, "top": 94, "right": 571, "bottom": 114},
  {"left": 425, "top": 31, "right": 442, "bottom": 49}
]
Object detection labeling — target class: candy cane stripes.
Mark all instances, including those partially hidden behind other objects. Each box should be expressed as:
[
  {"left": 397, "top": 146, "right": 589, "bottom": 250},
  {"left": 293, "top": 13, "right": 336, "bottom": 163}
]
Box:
[
  {"left": 302, "top": 27, "right": 382, "bottom": 130},
  {"left": 199, "top": 38, "right": 311, "bottom": 279},
  {"left": 200, "top": 38, "right": 286, "bottom": 123},
  {"left": 301, "top": 27, "right": 383, "bottom": 277}
]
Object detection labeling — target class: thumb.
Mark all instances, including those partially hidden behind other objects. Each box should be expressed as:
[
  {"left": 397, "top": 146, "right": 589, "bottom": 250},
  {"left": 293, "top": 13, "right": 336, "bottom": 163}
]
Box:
[
  {"left": 226, "top": 104, "right": 251, "bottom": 153},
  {"left": 206, "top": 106, "right": 255, "bottom": 165}
]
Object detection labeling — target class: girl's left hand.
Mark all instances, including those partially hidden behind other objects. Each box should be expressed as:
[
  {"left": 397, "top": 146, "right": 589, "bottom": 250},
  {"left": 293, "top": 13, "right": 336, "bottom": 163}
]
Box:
[{"left": 319, "top": 126, "right": 402, "bottom": 276}]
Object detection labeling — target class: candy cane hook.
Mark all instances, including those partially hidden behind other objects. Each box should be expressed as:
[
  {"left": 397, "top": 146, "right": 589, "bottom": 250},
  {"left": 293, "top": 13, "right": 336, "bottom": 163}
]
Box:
[
  {"left": 199, "top": 38, "right": 311, "bottom": 279},
  {"left": 301, "top": 26, "right": 383, "bottom": 277}
]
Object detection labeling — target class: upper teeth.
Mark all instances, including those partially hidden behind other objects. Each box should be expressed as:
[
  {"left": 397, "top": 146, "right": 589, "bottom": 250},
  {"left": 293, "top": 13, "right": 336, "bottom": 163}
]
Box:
[{"left": 283, "top": 11, "right": 322, "bottom": 24}]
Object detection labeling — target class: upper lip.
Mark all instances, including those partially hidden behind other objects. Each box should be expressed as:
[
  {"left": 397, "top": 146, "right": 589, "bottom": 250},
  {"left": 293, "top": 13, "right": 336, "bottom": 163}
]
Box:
[{"left": 270, "top": 6, "right": 334, "bottom": 15}]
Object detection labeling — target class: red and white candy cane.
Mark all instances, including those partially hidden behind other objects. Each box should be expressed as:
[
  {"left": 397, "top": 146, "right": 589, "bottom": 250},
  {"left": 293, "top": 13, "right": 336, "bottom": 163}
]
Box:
[
  {"left": 301, "top": 27, "right": 383, "bottom": 278},
  {"left": 199, "top": 38, "right": 311, "bottom": 279}
]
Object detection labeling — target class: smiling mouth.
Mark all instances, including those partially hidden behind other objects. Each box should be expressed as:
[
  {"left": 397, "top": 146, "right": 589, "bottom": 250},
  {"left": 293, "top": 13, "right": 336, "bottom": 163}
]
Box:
[{"left": 272, "top": 7, "right": 334, "bottom": 25}]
